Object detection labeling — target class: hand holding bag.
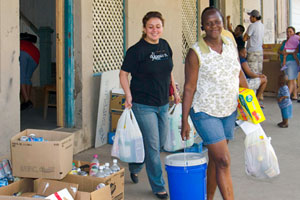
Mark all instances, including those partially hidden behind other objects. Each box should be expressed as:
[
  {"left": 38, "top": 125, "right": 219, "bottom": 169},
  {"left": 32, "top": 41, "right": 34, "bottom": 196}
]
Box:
[
  {"left": 111, "top": 108, "right": 145, "bottom": 163},
  {"left": 164, "top": 103, "right": 194, "bottom": 152}
]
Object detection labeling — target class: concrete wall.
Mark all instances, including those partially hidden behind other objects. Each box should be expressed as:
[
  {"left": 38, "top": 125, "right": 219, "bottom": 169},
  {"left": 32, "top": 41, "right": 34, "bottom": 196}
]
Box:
[
  {"left": 243, "top": 0, "right": 261, "bottom": 28},
  {"left": 224, "top": 0, "right": 241, "bottom": 28},
  {"left": 72, "top": 0, "right": 100, "bottom": 152},
  {"left": 263, "top": 0, "right": 275, "bottom": 44},
  {"left": 126, "top": 0, "right": 184, "bottom": 90},
  {"left": 0, "top": 0, "right": 20, "bottom": 157}
]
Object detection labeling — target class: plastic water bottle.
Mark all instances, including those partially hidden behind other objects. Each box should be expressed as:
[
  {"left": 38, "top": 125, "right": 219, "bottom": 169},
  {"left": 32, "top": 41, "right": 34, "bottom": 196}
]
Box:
[
  {"left": 110, "top": 159, "right": 120, "bottom": 173},
  {"left": 89, "top": 154, "right": 100, "bottom": 176},
  {"left": 96, "top": 183, "right": 106, "bottom": 190},
  {"left": 103, "top": 163, "right": 112, "bottom": 176},
  {"left": 72, "top": 163, "right": 77, "bottom": 170},
  {"left": 69, "top": 163, "right": 78, "bottom": 175},
  {"left": 96, "top": 166, "right": 106, "bottom": 178}
]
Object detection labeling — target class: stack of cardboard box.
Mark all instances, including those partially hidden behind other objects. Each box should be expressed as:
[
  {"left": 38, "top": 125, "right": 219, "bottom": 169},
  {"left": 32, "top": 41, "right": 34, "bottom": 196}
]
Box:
[
  {"left": 0, "top": 129, "right": 125, "bottom": 200},
  {"left": 108, "top": 89, "right": 125, "bottom": 145}
]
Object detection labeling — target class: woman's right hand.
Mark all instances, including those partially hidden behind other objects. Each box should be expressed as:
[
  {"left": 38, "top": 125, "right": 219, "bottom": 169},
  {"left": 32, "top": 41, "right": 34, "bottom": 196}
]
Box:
[
  {"left": 125, "top": 95, "right": 132, "bottom": 109},
  {"left": 181, "top": 120, "right": 191, "bottom": 141}
]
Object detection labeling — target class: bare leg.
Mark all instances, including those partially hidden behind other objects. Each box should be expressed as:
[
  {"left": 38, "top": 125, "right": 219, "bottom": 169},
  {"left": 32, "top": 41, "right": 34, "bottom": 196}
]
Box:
[
  {"left": 207, "top": 140, "right": 234, "bottom": 200},
  {"left": 288, "top": 80, "right": 298, "bottom": 99},
  {"left": 25, "top": 85, "right": 32, "bottom": 101},
  {"left": 21, "top": 84, "right": 29, "bottom": 102},
  {"left": 207, "top": 150, "right": 217, "bottom": 200},
  {"left": 292, "top": 80, "right": 298, "bottom": 99},
  {"left": 288, "top": 80, "right": 294, "bottom": 97},
  {"left": 256, "top": 77, "right": 267, "bottom": 100}
]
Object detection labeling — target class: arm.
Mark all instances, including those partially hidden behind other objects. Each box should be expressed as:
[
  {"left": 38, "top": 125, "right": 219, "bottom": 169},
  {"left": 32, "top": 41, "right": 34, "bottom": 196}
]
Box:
[
  {"left": 243, "top": 33, "right": 250, "bottom": 42},
  {"left": 226, "top": 16, "right": 234, "bottom": 33},
  {"left": 278, "top": 42, "right": 285, "bottom": 55},
  {"left": 241, "top": 61, "right": 259, "bottom": 78},
  {"left": 239, "top": 69, "right": 249, "bottom": 88},
  {"left": 170, "top": 72, "right": 181, "bottom": 104},
  {"left": 181, "top": 49, "right": 199, "bottom": 140},
  {"left": 119, "top": 70, "right": 132, "bottom": 108}
]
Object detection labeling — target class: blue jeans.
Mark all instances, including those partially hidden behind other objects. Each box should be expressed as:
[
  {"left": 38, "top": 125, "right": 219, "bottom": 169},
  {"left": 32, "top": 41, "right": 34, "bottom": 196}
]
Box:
[
  {"left": 129, "top": 102, "right": 169, "bottom": 193},
  {"left": 20, "top": 51, "right": 38, "bottom": 85}
]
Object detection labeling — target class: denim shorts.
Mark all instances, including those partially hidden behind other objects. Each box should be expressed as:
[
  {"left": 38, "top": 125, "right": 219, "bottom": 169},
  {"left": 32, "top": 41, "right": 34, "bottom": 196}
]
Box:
[
  {"left": 189, "top": 108, "right": 237, "bottom": 145},
  {"left": 284, "top": 60, "right": 298, "bottom": 80},
  {"left": 281, "top": 104, "right": 293, "bottom": 119}
]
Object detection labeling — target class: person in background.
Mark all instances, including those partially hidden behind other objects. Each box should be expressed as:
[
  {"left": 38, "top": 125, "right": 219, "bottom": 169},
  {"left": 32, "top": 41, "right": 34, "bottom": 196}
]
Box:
[
  {"left": 278, "top": 26, "right": 299, "bottom": 100},
  {"left": 280, "top": 33, "right": 300, "bottom": 71},
  {"left": 20, "top": 33, "right": 40, "bottom": 110},
  {"left": 297, "top": 32, "right": 300, "bottom": 103},
  {"left": 238, "top": 46, "right": 267, "bottom": 108},
  {"left": 226, "top": 15, "right": 245, "bottom": 48},
  {"left": 277, "top": 74, "right": 292, "bottom": 128},
  {"left": 119, "top": 11, "right": 180, "bottom": 199},
  {"left": 243, "top": 9, "right": 264, "bottom": 75},
  {"left": 181, "top": 7, "right": 248, "bottom": 200}
]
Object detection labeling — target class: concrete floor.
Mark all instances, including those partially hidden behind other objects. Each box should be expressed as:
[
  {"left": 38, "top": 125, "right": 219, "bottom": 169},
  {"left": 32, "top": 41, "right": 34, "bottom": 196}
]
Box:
[
  {"left": 74, "top": 96, "right": 300, "bottom": 200},
  {"left": 21, "top": 107, "right": 57, "bottom": 131}
]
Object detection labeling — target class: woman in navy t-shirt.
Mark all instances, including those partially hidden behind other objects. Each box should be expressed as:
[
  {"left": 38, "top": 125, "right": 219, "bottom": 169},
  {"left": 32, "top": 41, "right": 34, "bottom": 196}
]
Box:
[{"left": 119, "top": 11, "right": 180, "bottom": 199}]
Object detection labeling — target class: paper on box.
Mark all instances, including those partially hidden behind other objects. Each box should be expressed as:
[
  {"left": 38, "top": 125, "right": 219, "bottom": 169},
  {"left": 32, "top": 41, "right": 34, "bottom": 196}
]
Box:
[
  {"left": 237, "top": 88, "right": 265, "bottom": 124},
  {"left": 0, "top": 178, "right": 78, "bottom": 200},
  {"left": 46, "top": 188, "right": 74, "bottom": 200},
  {"left": 34, "top": 179, "right": 78, "bottom": 198}
]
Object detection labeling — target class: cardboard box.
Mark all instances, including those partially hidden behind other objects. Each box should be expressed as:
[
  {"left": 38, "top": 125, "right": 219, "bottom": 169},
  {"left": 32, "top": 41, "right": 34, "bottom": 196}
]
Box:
[
  {"left": 262, "top": 61, "right": 282, "bottom": 94},
  {"left": 110, "top": 111, "right": 122, "bottom": 132},
  {"left": 237, "top": 88, "right": 266, "bottom": 124},
  {"left": 10, "top": 129, "right": 74, "bottom": 179},
  {"left": 62, "top": 160, "right": 124, "bottom": 200},
  {"left": 263, "top": 44, "right": 281, "bottom": 61},
  {"left": 110, "top": 91, "right": 125, "bottom": 111},
  {"left": 0, "top": 178, "right": 77, "bottom": 200},
  {"left": 0, "top": 178, "right": 111, "bottom": 200}
]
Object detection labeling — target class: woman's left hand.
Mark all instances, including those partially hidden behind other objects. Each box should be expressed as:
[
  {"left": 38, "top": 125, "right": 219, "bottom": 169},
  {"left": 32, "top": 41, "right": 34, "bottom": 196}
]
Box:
[{"left": 174, "top": 93, "right": 181, "bottom": 104}]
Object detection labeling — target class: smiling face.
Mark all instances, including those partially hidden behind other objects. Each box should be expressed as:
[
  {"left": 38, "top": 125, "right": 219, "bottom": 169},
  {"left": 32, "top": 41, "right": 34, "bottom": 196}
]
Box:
[
  {"left": 202, "top": 10, "right": 223, "bottom": 39},
  {"left": 143, "top": 17, "right": 163, "bottom": 44}
]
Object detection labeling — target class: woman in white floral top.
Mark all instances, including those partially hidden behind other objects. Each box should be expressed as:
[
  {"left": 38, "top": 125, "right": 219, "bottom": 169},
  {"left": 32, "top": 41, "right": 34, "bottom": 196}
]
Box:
[{"left": 181, "top": 7, "right": 248, "bottom": 200}]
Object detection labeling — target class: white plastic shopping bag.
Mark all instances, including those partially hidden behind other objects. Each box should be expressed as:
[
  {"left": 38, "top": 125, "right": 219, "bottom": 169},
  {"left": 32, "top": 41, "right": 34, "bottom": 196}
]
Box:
[
  {"left": 237, "top": 120, "right": 280, "bottom": 179},
  {"left": 111, "top": 108, "right": 145, "bottom": 163},
  {"left": 164, "top": 103, "right": 194, "bottom": 152}
]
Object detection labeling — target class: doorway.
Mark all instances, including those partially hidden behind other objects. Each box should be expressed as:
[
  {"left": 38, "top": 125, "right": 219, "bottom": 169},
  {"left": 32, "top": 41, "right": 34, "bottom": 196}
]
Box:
[{"left": 20, "top": 0, "right": 63, "bottom": 130}]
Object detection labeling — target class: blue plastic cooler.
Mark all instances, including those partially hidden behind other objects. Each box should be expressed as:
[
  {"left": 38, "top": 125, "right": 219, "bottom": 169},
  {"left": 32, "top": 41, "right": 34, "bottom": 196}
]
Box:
[{"left": 165, "top": 153, "right": 207, "bottom": 200}]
